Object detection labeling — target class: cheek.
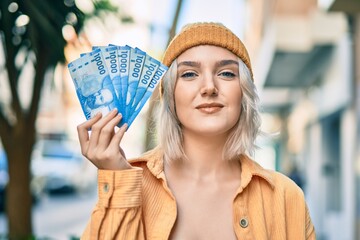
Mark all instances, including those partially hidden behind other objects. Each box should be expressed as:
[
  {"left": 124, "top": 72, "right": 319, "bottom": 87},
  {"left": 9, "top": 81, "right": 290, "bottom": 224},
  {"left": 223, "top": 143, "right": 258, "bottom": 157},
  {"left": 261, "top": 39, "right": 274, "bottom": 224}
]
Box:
[
  {"left": 173, "top": 85, "right": 186, "bottom": 118},
  {"left": 173, "top": 84, "right": 195, "bottom": 125},
  {"left": 227, "top": 82, "right": 242, "bottom": 101},
  {"left": 174, "top": 82, "right": 192, "bottom": 109},
  {"left": 230, "top": 89, "right": 243, "bottom": 118},
  {"left": 174, "top": 96, "right": 188, "bottom": 115}
]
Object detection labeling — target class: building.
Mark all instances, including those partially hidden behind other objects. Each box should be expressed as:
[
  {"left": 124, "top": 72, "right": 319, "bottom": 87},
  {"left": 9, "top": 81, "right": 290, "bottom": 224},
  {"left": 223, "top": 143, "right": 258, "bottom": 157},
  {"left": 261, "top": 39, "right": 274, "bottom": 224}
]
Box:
[{"left": 247, "top": 0, "right": 360, "bottom": 239}]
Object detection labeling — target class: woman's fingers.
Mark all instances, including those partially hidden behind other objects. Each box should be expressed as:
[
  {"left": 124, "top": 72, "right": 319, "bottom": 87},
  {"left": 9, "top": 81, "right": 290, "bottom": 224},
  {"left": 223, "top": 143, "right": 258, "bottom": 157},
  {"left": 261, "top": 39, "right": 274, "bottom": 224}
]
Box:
[
  {"left": 77, "top": 112, "right": 102, "bottom": 155},
  {"left": 97, "top": 113, "right": 123, "bottom": 151},
  {"left": 108, "top": 123, "right": 128, "bottom": 154},
  {"left": 88, "top": 109, "right": 119, "bottom": 151},
  {"left": 76, "top": 109, "right": 131, "bottom": 170},
  {"left": 107, "top": 123, "right": 132, "bottom": 169}
]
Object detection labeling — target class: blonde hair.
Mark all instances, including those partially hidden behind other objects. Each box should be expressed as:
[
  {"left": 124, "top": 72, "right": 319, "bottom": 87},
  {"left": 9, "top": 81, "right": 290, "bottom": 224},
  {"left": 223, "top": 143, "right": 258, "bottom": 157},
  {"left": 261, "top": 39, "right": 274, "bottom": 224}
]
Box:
[{"left": 158, "top": 58, "right": 261, "bottom": 162}]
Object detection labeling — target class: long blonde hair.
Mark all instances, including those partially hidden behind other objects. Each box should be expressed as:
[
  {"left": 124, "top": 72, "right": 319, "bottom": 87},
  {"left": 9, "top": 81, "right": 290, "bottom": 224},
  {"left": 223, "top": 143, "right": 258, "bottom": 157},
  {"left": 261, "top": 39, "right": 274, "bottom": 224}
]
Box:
[{"left": 158, "top": 58, "right": 261, "bottom": 162}]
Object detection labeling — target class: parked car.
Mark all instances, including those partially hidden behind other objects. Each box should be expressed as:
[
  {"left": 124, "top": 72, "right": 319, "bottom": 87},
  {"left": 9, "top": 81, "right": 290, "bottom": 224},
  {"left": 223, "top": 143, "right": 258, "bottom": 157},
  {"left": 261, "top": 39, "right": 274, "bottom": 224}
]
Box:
[
  {"left": 31, "top": 138, "right": 96, "bottom": 194},
  {"left": 0, "top": 149, "right": 8, "bottom": 212}
]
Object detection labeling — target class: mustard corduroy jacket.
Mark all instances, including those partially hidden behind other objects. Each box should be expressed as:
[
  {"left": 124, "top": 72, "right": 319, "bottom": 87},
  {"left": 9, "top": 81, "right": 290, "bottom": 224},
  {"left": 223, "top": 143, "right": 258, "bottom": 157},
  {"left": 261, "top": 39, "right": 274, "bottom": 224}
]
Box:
[{"left": 82, "top": 147, "right": 316, "bottom": 240}]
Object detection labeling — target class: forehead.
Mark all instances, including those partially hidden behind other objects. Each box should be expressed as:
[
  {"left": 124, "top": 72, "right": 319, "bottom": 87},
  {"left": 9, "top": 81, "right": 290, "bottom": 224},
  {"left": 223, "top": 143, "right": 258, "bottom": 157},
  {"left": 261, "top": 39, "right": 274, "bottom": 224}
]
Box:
[{"left": 177, "top": 45, "right": 238, "bottom": 62}]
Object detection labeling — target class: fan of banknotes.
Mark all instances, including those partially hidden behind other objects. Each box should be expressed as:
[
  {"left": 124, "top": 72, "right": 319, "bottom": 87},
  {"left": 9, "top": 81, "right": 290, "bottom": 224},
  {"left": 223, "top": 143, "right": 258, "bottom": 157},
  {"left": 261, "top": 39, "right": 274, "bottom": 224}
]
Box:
[{"left": 68, "top": 45, "right": 168, "bottom": 129}]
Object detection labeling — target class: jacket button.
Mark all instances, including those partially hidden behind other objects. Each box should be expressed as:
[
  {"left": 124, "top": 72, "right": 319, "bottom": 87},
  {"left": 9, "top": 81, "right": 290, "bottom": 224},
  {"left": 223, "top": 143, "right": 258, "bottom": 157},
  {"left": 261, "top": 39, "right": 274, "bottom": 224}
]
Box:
[
  {"left": 103, "top": 183, "right": 109, "bottom": 193},
  {"left": 240, "top": 218, "right": 249, "bottom": 228}
]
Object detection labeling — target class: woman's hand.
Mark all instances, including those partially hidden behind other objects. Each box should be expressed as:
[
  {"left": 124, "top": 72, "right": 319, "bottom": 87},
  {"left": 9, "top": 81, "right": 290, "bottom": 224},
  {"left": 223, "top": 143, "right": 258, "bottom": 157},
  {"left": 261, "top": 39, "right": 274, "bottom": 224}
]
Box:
[{"left": 77, "top": 109, "right": 132, "bottom": 170}]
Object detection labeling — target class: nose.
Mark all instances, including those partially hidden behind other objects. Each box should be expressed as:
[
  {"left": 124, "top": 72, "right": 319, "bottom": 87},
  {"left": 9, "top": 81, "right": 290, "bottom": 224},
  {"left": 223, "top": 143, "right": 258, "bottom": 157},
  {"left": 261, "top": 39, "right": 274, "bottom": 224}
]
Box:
[{"left": 200, "top": 75, "right": 218, "bottom": 96}]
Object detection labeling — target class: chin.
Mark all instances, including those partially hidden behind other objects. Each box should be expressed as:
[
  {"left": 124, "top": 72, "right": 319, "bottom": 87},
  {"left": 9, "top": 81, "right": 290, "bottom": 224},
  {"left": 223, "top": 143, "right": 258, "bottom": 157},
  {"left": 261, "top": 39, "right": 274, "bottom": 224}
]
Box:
[{"left": 188, "top": 123, "right": 234, "bottom": 136}]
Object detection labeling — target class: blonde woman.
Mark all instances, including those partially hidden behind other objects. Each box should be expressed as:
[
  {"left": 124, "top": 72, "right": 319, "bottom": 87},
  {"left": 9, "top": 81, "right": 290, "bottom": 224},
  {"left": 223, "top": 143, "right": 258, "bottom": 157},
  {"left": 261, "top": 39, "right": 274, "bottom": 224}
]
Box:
[{"left": 78, "top": 22, "right": 316, "bottom": 239}]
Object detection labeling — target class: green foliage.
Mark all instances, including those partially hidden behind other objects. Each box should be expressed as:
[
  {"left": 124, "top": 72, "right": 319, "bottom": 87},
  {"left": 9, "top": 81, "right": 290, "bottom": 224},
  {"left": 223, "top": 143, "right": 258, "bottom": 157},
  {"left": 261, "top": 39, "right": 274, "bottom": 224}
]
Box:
[
  {"left": 0, "top": 0, "right": 125, "bottom": 74},
  {"left": 0, "top": 0, "right": 85, "bottom": 68},
  {"left": 92, "top": 0, "right": 118, "bottom": 17}
]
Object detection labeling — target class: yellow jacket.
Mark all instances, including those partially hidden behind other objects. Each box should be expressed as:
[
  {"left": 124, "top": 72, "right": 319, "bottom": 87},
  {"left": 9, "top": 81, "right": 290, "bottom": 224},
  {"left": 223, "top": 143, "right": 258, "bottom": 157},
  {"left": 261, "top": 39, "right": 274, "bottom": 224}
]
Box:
[{"left": 82, "top": 147, "right": 316, "bottom": 239}]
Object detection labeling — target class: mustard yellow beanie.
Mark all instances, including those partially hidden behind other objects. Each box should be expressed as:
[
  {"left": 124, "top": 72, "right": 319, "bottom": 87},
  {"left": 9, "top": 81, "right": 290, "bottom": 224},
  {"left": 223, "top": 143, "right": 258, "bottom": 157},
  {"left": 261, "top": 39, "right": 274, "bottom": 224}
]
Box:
[{"left": 162, "top": 22, "right": 253, "bottom": 78}]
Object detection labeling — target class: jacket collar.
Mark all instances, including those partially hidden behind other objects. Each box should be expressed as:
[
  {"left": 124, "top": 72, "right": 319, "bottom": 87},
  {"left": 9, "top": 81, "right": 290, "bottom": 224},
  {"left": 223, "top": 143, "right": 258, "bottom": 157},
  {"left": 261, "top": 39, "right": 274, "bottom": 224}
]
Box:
[
  {"left": 238, "top": 154, "right": 275, "bottom": 190},
  {"left": 130, "top": 146, "right": 164, "bottom": 178},
  {"left": 131, "top": 147, "right": 275, "bottom": 189}
]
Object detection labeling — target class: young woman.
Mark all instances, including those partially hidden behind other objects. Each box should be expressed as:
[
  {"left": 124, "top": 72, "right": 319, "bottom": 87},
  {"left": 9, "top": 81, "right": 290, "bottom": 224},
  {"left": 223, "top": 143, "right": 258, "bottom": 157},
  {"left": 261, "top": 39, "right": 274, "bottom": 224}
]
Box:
[{"left": 78, "top": 22, "right": 316, "bottom": 239}]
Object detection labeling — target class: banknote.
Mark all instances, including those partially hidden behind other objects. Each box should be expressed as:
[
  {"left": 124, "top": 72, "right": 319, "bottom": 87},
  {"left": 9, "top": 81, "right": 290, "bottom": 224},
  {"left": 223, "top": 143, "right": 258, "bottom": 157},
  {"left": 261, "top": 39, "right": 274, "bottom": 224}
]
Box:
[
  {"left": 68, "top": 44, "right": 169, "bottom": 130},
  {"left": 115, "top": 45, "right": 131, "bottom": 122},
  {"left": 93, "top": 45, "right": 124, "bottom": 114},
  {"left": 129, "top": 55, "right": 160, "bottom": 114},
  {"left": 125, "top": 47, "right": 146, "bottom": 120},
  {"left": 68, "top": 48, "right": 124, "bottom": 126},
  {"left": 127, "top": 63, "right": 168, "bottom": 127}
]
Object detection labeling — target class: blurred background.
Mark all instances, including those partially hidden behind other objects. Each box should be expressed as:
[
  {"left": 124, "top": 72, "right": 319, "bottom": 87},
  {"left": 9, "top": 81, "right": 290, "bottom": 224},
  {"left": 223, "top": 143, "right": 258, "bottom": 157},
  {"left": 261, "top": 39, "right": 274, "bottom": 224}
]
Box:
[{"left": 0, "top": 0, "right": 359, "bottom": 239}]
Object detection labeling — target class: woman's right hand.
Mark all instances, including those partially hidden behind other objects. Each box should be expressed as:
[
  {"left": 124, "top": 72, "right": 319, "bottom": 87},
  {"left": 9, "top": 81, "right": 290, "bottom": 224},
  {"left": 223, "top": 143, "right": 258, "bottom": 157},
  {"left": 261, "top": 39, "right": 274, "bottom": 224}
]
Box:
[{"left": 77, "top": 109, "right": 132, "bottom": 170}]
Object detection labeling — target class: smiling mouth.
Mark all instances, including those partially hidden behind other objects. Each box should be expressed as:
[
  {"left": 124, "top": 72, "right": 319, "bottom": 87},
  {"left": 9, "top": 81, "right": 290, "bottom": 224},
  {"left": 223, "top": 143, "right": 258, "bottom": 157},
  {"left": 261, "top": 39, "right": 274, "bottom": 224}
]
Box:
[{"left": 196, "top": 103, "right": 224, "bottom": 114}]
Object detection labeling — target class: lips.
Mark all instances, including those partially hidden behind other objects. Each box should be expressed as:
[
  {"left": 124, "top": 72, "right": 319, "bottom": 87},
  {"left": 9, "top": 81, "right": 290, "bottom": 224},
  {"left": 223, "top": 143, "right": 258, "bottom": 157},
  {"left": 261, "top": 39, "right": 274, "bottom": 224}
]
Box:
[{"left": 195, "top": 103, "right": 224, "bottom": 114}]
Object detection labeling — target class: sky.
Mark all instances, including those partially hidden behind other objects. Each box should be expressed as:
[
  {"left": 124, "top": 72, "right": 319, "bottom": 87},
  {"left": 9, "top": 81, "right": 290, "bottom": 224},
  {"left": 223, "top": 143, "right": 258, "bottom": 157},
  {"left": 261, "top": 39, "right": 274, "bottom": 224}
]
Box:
[{"left": 83, "top": 0, "right": 248, "bottom": 56}]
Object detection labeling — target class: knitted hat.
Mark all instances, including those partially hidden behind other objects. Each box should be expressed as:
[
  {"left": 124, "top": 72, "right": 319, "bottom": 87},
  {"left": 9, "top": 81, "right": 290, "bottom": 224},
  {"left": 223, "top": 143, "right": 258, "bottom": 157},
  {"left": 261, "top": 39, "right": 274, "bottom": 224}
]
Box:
[{"left": 162, "top": 22, "right": 253, "bottom": 78}]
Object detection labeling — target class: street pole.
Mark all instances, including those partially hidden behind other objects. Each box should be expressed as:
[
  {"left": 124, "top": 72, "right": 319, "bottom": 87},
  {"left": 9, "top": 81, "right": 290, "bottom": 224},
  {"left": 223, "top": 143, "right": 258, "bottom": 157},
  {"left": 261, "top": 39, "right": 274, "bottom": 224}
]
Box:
[
  {"left": 349, "top": 13, "right": 360, "bottom": 240},
  {"left": 353, "top": 14, "right": 360, "bottom": 240}
]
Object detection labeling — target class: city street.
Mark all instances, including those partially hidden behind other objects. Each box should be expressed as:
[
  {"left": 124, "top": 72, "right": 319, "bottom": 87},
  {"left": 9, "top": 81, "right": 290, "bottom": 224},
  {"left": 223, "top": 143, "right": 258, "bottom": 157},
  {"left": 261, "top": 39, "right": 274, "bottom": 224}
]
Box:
[{"left": 0, "top": 187, "right": 98, "bottom": 240}]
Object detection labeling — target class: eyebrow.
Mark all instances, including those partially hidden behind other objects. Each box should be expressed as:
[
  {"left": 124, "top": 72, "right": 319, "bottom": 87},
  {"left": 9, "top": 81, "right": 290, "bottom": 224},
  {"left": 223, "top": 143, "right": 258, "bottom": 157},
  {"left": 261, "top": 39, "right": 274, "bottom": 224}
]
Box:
[
  {"left": 215, "top": 59, "right": 239, "bottom": 67},
  {"left": 177, "top": 61, "right": 201, "bottom": 68},
  {"left": 177, "top": 59, "right": 239, "bottom": 68}
]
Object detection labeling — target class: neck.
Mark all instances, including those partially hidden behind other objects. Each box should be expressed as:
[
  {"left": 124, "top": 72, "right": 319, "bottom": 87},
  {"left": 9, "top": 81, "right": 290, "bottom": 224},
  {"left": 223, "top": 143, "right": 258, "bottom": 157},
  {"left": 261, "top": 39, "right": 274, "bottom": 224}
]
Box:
[{"left": 175, "top": 130, "right": 237, "bottom": 180}]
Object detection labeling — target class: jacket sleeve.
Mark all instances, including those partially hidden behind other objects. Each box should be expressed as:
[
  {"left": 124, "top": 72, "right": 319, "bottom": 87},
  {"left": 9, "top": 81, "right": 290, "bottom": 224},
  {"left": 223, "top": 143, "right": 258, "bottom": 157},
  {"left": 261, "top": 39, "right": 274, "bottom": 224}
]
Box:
[
  {"left": 81, "top": 168, "right": 145, "bottom": 240},
  {"left": 305, "top": 203, "right": 316, "bottom": 240}
]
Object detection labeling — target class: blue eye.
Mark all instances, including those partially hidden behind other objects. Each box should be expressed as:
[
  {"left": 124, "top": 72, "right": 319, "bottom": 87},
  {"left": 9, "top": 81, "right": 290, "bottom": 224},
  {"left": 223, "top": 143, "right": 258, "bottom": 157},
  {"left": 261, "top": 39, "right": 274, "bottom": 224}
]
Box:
[
  {"left": 220, "top": 71, "right": 236, "bottom": 77},
  {"left": 180, "top": 72, "right": 197, "bottom": 78}
]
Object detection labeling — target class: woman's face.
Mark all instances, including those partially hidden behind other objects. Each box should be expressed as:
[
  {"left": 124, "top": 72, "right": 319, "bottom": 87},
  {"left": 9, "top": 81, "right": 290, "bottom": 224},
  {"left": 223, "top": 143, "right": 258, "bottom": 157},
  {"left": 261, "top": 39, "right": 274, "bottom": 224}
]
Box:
[{"left": 174, "top": 45, "right": 242, "bottom": 137}]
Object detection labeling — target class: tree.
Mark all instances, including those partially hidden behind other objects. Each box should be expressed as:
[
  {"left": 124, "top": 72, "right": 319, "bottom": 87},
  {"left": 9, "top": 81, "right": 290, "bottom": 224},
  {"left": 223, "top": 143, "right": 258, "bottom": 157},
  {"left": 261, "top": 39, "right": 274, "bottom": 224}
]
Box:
[
  {"left": 145, "top": 0, "right": 184, "bottom": 150},
  {"left": 0, "top": 0, "right": 127, "bottom": 237}
]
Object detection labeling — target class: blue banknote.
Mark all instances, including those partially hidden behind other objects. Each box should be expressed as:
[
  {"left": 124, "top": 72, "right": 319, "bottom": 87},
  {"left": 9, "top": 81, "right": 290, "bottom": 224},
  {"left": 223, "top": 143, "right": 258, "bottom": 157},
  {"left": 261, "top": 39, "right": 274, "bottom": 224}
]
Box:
[
  {"left": 69, "top": 44, "right": 169, "bottom": 130},
  {"left": 129, "top": 55, "right": 160, "bottom": 114},
  {"left": 68, "top": 48, "right": 124, "bottom": 126},
  {"left": 125, "top": 47, "right": 146, "bottom": 120},
  {"left": 93, "top": 45, "right": 125, "bottom": 116},
  {"left": 127, "top": 63, "right": 168, "bottom": 127},
  {"left": 115, "top": 45, "right": 131, "bottom": 122}
]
